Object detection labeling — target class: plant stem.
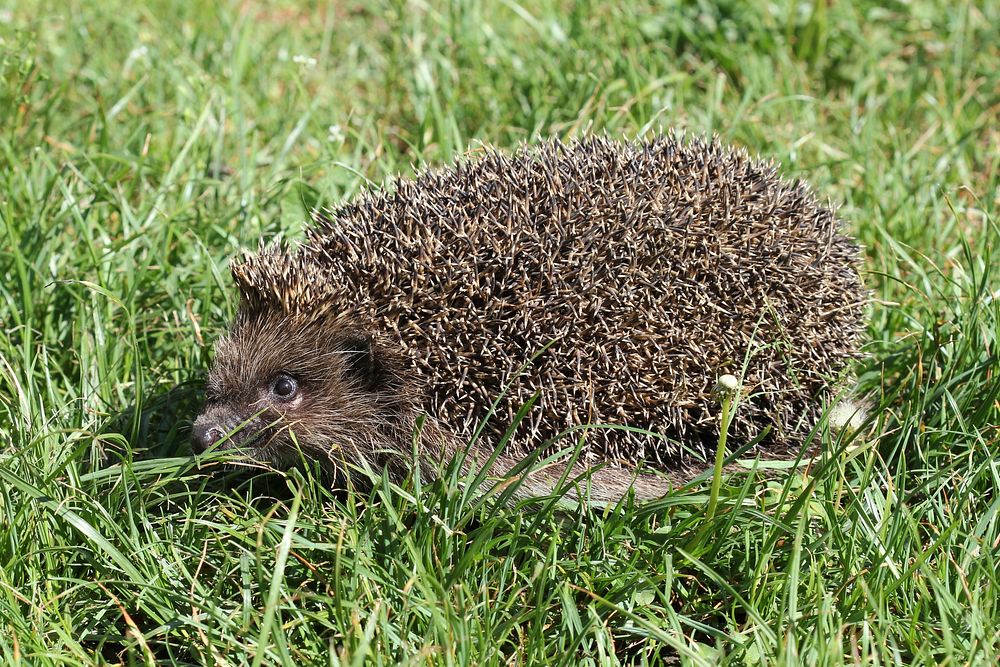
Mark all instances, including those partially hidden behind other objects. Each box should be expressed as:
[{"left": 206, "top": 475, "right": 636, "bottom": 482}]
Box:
[{"left": 705, "top": 391, "right": 733, "bottom": 521}]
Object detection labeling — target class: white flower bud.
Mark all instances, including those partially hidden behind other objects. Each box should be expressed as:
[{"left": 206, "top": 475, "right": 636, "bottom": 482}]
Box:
[
  {"left": 713, "top": 374, "right": 740, "bottom": 401},
  {"left": 829, "top": 399, "right": 866, "bottom": 433}
]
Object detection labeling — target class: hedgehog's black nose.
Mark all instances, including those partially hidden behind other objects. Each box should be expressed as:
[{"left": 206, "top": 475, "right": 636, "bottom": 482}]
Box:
[{"left": 192, "top": 422, "right": 225, "bottom": 453}]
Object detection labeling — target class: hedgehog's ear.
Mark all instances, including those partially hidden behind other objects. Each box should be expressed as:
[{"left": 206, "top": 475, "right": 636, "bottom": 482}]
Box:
[{"left": 339, "top": 333, "right": 385, "bottom": 390}]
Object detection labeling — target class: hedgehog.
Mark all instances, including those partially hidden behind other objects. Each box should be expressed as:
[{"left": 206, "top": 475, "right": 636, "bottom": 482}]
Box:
[{"left": 192, "top": 135, "right": 867, "bottom": 502}]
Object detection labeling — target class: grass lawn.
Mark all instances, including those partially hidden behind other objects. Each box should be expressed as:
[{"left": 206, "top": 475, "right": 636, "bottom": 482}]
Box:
[{"left": 1, "top": 0, "right": 998, "bottom": 664}]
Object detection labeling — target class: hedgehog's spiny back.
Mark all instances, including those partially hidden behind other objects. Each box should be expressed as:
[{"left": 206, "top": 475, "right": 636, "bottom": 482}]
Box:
[{"left": 301, "top": 135, "right": 865, "bottom": 472}]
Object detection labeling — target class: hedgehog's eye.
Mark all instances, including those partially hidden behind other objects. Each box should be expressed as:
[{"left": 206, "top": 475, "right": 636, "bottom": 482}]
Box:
[{"left": 270, "top": 373, "right": 299, "bottom": 401}]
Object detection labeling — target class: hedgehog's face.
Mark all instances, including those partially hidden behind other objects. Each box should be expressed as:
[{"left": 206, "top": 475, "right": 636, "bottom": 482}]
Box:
[{"left": 192, "top": 314, "right": 403, "bottom": 469}]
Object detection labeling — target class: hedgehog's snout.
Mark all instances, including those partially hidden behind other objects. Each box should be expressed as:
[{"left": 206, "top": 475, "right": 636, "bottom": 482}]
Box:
[
  {"left": 191, "top": 407, "right": 262, "bottom": 454},
  {"left": 191, "top": 420, "right": 225, "bottom": 453}
]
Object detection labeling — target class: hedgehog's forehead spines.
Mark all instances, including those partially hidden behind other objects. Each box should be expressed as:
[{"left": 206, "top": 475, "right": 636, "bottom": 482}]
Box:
[{"left": 230, "top": 246, "right": 344, "bottom": 323}]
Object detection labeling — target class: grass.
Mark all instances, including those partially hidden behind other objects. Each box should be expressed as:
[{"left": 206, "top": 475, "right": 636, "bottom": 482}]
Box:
[{"left": 1, "top": 0, "right": 998, "bottom": 664}]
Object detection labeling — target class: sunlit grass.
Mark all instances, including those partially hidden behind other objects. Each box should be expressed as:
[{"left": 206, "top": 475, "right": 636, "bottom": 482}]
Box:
[{"left": 1, "top": 1, "right": 998, "bottom": 664}]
